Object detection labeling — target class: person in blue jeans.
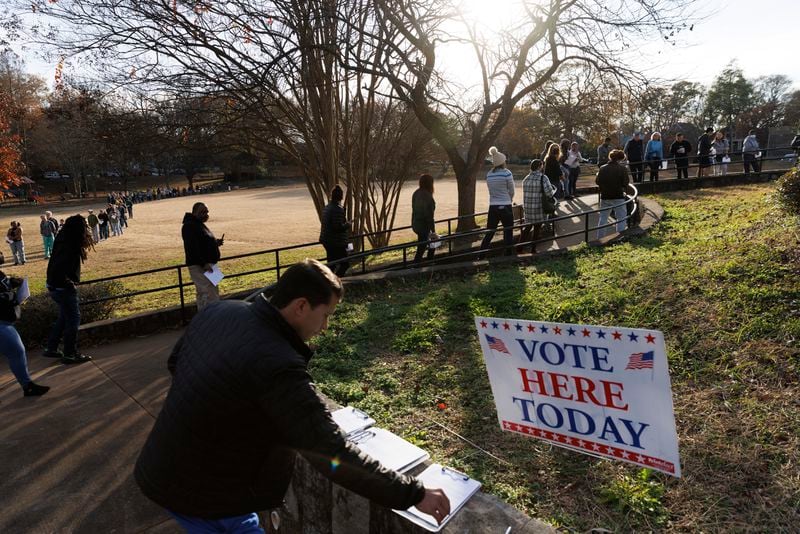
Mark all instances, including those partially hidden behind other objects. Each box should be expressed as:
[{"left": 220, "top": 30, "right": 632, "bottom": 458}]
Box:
[
  {"left": 43, "top": 215, "right": 94, "bottom": 364},
  {"left": 479, "top": 146, "right": 516, "bottom": 255},
  {"left": 0, "top": 271, "right": 49, "bottom": 396}
]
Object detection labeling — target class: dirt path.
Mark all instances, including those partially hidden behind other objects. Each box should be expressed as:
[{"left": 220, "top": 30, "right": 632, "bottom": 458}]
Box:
[{"left": 0, "top": 175, "right": 600, "bottom": 285}]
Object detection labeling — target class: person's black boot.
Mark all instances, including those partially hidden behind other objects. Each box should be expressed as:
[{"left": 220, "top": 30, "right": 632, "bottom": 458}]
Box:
[
  {"left": 42, "top": 349, "right": 63, "bottom": 359},
  {"left": 23, "top": 382, "right": 50, "bottom": 397},
  {"left": 61, "top": 353, "right": 92, "bottom": 364}
]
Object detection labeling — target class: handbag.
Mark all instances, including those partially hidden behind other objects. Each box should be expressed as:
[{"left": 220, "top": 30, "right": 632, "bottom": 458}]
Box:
[{"left": 541, "top": 175, "right": 556, "bottom": 215}]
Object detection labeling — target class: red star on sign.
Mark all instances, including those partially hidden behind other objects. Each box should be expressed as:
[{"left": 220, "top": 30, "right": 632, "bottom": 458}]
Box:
[
  {"left": 553, "top": 326, "right": 562, "bottom": 335},
  {"left": 581, "top": 328, "right": 591, "bottom": 337},
  {"left": 480, "top": 320, "right": 488, "bottom": 328},
  {"left": 645, "top": 333, "right": 656, "bottom": 344},
  {"left": 612, "top": 331, "right": 622, "bottom": 340},
  {"left": 527, "top": 324, "right": 535, "bottom": 332},
  {"left": 503, "top": 323, "right": 510, "bottom": 330}
]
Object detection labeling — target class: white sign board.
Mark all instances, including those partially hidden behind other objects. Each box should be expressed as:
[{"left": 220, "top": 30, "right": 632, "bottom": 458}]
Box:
[{"left": 475, "top": 316, "right": 681, "bottom": 477}]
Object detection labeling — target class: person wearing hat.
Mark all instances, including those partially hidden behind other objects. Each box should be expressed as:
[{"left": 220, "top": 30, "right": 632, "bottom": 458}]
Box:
[
  {"left": 624, "top": 132, "right": 644, "bottom": 183},
  {"left": 479, "top": 146, "right": 516, "bottom": 255},
  {"left": 87, "top": 209, "right": 100, "bottom": 243}
]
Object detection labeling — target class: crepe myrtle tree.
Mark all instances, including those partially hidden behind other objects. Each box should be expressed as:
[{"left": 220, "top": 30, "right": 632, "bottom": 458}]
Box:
[
  {"left": 360, "top": 0, "right": 698, "bottom": 230},
  {"left": 10, "top": 0, "right": 436, "bottom": 246}
]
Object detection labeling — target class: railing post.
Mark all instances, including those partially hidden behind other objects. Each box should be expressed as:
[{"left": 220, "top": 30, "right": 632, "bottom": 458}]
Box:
[
  {"left": 361, "top": 235, "right": 366, "bottom": 273},
  {"left": 447, "top": 220, "right": 452, "bottom": 254},
  {"left": 584, "top": 213, "right": 590, "bottom": 243},
  {"left": 275, "top": 250, "right": 281, "bottom": 280},
  {"left": 178, "top": 266, "right": 186, "bottom": 324},
  {"left": 403, "top": 246, "right": 407, "bottom": 268}
]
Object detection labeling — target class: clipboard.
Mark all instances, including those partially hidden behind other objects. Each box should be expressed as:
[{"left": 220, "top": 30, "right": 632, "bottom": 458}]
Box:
[
  {"left": 331, "top": 406, "right": 429, "bottom": 473},
  {"left": 349, "top": 427, "right": 430, "bottom": 473},
  {"left": 331, "top": 406, "right": 376, "bottom": 435},
  {"left": 203, "top": 263, "right": 224, "bottom": 286},
  {"left": 394, "top": 464, "right": 482, "bottom": 532}
]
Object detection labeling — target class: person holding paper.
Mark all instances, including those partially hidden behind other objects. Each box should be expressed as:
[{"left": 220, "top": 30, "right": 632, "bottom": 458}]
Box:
[
  {"left": 0, "top": 271, "right": 49, "bottom": 396},
  {"left": 181, "top": 202, "right": 224, "bottom": 311},
  {"left": 43, "top": 215, "right": 94, "bottom": 364},
  {"left": 135, "top": 259, "right": 450, "bottom": 532},
  {"left": 742, "top": 130, "right": 761, "bottom": 176}
]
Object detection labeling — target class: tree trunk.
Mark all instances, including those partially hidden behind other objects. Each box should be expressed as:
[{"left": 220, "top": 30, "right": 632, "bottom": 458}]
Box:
[{"left": 455, "top": 166, "right": 479, "bottom": 232}]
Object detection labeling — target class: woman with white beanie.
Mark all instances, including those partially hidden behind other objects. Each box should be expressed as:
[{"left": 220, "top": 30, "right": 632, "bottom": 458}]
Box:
[{"left": 479, "top": 146, "right": 516, "bottom": 255}]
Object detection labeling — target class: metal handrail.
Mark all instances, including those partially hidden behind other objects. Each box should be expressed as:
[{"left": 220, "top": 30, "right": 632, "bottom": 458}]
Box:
[{"left": 78, "top": 183, "right": 647, "bottom": 315}]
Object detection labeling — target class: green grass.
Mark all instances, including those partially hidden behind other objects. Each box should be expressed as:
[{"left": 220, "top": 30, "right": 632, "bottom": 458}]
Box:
[{"left": 307, "top": 184, "right": 799, "bottom": 531}]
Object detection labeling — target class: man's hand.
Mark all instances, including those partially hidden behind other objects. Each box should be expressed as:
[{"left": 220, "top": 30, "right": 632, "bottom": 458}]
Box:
[
  {"left": 216, "top": 233, "right": 225, "bottom": 247},
  {"left": 415, "top": 488, "right": 451, "bottom": 525}
]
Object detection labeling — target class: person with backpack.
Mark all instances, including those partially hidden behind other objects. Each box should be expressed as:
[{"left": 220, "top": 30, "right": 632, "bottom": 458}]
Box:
[
  {"left": 40, "top": 214, "right": 58, "bottom": 260},
  {"left": 0, "top": 271, "right": 49, "bottom": 397}
]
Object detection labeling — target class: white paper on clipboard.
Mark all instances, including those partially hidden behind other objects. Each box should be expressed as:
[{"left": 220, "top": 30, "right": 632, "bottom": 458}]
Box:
[
  {"left": 203, "top": 264, "right": 224, "bottom": 286},
  {"left": 394, "top": 463, "right": 482, "bottom": 532}
]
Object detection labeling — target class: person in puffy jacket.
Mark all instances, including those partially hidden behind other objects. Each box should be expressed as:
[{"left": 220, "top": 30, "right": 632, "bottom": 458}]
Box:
[
  {"left": 135, "top": 259, "right": 450, "bottom": 531},
  {"left": 479, "top": 146, "right": 516, "bottom": 255},
  {"left": 0, "top": 271, "right": 49, "bottom": 396},
  {"left": 319, "top": 185, "right": 350, "bottom": 276},
  {"left": 181, "top": 202, "right": 224, "bottom": 311},
  {"left": 645, "top": 132, "right": 663, "bottom": 182}
]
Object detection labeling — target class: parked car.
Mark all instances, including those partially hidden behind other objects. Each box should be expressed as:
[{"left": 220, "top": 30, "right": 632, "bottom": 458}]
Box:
[
  {"left": 44, "top": 170, "right": 61, "bottom": 180},
  {"left": 780, "top": 153, "right": 797, "bottom": 163}
]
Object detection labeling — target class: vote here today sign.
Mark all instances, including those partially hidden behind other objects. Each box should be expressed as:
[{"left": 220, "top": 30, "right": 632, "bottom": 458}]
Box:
[{"left": 476, "top": 316, "right": 681, "bottom": 477}]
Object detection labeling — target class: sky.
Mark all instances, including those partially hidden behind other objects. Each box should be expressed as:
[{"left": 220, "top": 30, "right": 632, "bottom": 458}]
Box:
[{"left": 8, "top": 0, "right": 800, "bottom": 91}]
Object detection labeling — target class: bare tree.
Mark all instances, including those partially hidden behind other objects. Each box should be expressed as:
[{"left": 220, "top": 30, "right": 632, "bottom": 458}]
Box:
[
  {"left": 12, "top": 0, "right": 433, "bottom": 244},
  {"left": 365, "top": 0, "right": 697, "bottom": 230}
]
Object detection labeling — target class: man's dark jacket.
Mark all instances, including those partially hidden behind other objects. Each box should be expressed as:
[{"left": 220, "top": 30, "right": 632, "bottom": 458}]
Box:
[
  {"left": 134, "top": 295, "right": 425, "bottom": 518},
  {"left": 624, "top": 138, "right": 644, "bottom": 162},
  {"left": 181, "top": 212, "right": 220, "bottom": 266},
  {"left": 319, "top": 202, "right": 349, "bottom": 249},
  {"left": 595, "top": 161, "right": 631, "bottom": 200}
]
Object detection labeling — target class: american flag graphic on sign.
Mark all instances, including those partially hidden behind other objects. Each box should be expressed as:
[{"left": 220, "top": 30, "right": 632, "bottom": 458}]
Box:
[
  {"left": 626, "top": 351, "right": 655, "bottom": 369},
  {"left": 485, "top": 335, "right": 511, "bottom": 354}
]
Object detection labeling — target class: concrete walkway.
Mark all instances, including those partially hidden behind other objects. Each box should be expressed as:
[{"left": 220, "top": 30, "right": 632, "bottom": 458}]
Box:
[{"left": 0, "top": 329, "right": 183, "bottom": 534}]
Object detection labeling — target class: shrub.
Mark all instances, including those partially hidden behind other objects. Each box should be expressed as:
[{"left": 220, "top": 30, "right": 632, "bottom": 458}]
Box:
[
  {"left": 16, "top": 281, "right": 130, "bottom": 347},
  {"left": 775, "top": 167, "right": 800, "bottom": 215}
]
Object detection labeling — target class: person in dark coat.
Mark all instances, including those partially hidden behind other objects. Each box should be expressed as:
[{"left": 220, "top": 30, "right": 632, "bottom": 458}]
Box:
[
  {"left": 669, "top": 133, "right": 692, "bottom": 180},
  {"left": 134, "top": 259, "right": 450, "bottom": 531},
  {"left": 0, "top": 271, "right": 49, "bottom": 396},
  {"left": 696, "top": 127, "right": 714, "bottom": 178},
  {"left": 624, "top": 132, "right": 644, "bottom": 183},
  {"left": 319, "top": 185, "right": 350, "bottom": 276},
  {"left": 182, "top": 202, "right": 224, "bottom": 311},
  {"left": 411, "top": 174, "right": 436, "bottom": 264},
  {"left": 595, "top": 149, "right": 633, "bottom": 239},
  {"left": 43, "top": 215, "right": 94, "bottom": 364}
]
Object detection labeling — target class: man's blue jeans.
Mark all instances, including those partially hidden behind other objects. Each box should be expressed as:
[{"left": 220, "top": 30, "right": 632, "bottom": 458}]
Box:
[
  {"left": 0, "top": 321, "right": 32, "bottom": 389},
  {"left": 47, "top": 286, "right": 81, "bottom": 355},
  {"left": 168, "top": 510, "right": 264, "bottom": 534},
  {"left": 597, "top": 199, "right": 627, "bottom": 239}
]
